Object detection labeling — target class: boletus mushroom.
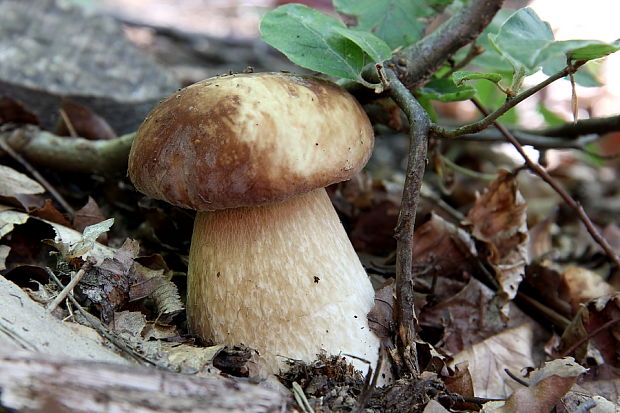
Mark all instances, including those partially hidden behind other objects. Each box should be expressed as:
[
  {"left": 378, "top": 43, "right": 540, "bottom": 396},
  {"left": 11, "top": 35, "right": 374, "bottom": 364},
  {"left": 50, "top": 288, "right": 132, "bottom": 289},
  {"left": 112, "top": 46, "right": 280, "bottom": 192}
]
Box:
[{"left": 128, "top": 72, "right": 380, "bottom": 372}]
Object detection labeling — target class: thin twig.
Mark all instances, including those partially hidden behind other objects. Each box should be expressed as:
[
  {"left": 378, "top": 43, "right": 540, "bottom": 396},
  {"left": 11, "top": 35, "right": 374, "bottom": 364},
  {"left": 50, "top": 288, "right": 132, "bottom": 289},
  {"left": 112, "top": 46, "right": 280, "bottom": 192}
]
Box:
[
  {"left": 432, "top": 62, "right": 586, "bottom": 139},
  {"left": 442, "top": 43, "right": 485, "bottom": 78},
  {"left": 353, "top": 344, "right": 384, "bottom": 413},
  {"left": 504, "top": 368, "right": 530, "bottom": 387},
  {"left": 46, "top": 259, "right": 94, "bottom": 313},
  {"left": 59, "top": 108, "right": 78, "bottom": 138},
  {"left": 469, "top": 98, "right": 620, "bottom": 270},
  {"left": 0, "top": 132, "right": 76, "bottom": 218},
  {"left": 385, "top": 67, "right": 431, "bottom": 377}
]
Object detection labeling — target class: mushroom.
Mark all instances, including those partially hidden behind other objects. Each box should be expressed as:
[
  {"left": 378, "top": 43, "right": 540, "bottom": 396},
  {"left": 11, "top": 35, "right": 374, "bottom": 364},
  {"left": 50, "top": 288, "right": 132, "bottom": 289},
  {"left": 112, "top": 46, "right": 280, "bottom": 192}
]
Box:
[{"left": 128, "top": 72, "right": 380, "bottom": 372}]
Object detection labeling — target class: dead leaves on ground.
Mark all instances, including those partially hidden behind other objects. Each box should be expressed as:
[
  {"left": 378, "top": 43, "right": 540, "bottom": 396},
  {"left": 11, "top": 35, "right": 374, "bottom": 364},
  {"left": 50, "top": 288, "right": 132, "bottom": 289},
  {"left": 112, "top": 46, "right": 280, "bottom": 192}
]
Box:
[{"left": 348, "top": 169, "right": 619, "bottom": 410}]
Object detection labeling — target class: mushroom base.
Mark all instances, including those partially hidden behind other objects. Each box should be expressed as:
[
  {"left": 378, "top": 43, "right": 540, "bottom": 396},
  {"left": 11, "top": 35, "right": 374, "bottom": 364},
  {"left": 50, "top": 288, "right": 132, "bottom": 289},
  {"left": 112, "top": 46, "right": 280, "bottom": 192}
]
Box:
[{"left": 187, "top": 188, "right": 380, "bottom": 373}]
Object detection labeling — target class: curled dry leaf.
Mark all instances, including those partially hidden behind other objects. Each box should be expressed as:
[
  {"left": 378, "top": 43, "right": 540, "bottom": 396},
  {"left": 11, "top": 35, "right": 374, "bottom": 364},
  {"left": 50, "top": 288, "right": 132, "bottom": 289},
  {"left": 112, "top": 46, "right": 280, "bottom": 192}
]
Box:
[
  {"left": 413, "top": 213, "right": 477, "bottom": 279},
  {"left": 78, "top": 239, "right": 140, "bottom": 323},
  {"left": 484, "top": 358, "right": 587, "bottom": 413},
  {"left": 466, "top": 170, "right": 529, "bottom": 313}
]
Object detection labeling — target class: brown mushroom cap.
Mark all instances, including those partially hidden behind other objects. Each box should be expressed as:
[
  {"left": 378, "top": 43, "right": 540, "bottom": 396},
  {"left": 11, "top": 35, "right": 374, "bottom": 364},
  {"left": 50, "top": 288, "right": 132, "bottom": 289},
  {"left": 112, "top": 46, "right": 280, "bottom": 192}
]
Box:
[{"left": 128, "top": 72, "right": 374, "bottom": 210}]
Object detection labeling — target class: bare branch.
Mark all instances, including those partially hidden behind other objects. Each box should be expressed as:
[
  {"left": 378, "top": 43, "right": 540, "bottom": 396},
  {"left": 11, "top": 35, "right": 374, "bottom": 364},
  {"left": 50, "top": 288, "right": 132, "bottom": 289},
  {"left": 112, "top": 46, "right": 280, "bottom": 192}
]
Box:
[
  {"left": 536, "top": 114, "right": 620, "bottom": 138},
  {"left": 394, "top": 0, "right": 505, "bottom": 89},
  {"left": 385, "top": 67, "right": 431, "bottom": 377},
  {"left": 1, "top": 125, "right": 133, "bottom": 174},
  {"left": 433, "top": 63, "right": 585, "bottom": 139}
]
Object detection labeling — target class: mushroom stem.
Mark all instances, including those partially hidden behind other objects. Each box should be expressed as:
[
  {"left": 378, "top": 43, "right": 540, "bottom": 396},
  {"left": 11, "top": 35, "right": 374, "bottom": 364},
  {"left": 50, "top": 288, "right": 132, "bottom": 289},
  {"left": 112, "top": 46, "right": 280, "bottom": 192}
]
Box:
[{"left": 188, "top": 188, "right": 380, "bottom": 372}]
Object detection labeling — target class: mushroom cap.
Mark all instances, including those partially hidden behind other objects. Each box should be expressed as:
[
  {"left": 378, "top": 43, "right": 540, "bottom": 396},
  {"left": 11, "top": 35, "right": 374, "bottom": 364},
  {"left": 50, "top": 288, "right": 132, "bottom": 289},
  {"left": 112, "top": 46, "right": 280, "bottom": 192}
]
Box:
[{"left": 128, "top": 72, "right": 374, "bottom": 210}]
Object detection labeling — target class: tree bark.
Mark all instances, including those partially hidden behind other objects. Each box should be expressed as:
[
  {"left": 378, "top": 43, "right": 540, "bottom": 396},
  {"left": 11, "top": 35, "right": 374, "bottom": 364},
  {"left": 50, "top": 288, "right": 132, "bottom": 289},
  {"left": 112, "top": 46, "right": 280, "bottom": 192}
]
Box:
[{"left": 0, "top": 349, "right": 290, "bottom": 413}]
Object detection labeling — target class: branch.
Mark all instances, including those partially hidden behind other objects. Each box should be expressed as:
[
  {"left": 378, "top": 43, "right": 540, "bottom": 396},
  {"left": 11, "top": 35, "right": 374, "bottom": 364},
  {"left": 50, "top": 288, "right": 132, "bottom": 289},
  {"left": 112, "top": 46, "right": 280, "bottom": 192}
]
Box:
[
  {"left": 456, "top": 129, "right": 601, "bottom": 149},
  {"left": 1, "top": 125, "right": 133, "bottom": 174},
  {"left": 469, "top": 98, "right": 620, "bottom": 270},
  {"left": 0, "top": 349, "right": 290, "bottom": 412},
  {"left": 385, "top": 68, "right": 431, "bottom": 377},
  {"left": 394, "top": 0, "right": 505, "bottom": 89},
  {"left": 536, "top": 114, "right": 620, "bottom": 138},
  {"left": 433, "top": 63, "right": 585, "bottom": 139}
]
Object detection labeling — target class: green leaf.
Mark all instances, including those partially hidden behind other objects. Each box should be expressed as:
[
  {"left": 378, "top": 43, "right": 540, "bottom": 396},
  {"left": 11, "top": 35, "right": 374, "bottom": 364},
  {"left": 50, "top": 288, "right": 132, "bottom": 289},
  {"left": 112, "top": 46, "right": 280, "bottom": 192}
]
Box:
[
  {"left": 333, "top": 0, "right": 435, "bottom": 49},
  {"left": 332, "top": 26, "right": 392, "bottom": 63},
  {"left": 568, "top": 40, "right": 620, "bottom": 61},
  {"left": 488, "top": 8, "right": 554, "bottom": 71},
  {"left": 260, "top": 4, "right": 367, "bottom": 80},
  {"left": 418, "top": 78, "right": 476, "bottom": 102},
  {"left": 452, "top": 71, "right": 503, "bottom": 87}
]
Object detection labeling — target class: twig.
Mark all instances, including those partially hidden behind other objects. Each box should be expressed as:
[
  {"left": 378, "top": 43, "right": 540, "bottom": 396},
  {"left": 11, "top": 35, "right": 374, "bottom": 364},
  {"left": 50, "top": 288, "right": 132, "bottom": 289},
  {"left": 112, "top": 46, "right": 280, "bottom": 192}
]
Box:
[
  {"left": 456, "top": 129, "right": 601, "bottom": 150},
  {"left": 516, "top": 292, "right": 571, "bottom": 330},
  {"left": 385, "top": 67, "right": 431, "bottom": 377},
  {"left": 0, "top": 132, "right": 76, "bottom": 218},
  {"left": 45, "top": 267, "right": 158, "bottom": 367},
  {"left": 291, "top": 382, "right": 313, "bottom": 413},
  {"left": 353, "top": 344, "right": 384, "bottom": 413},
  {"left": 504, "top": 368, "right": 530, "bottom": 387},
  {"left": 432, "top": 63, "right": 586, "bottom": 139},
  {"left": 560, "top": 318, "right": 620, "bottom": 358},
  {"left": 59, "top": 108, "right": 78, "bottom": 138},
  {"left": 469, "top": 98, "right": 620, "bottom": 270},
  {"left": 46, "top": 259, "right": 94, "bottom": 313},
  {"left": 536, "top": 114, "right": 620, "bottom": 138},
  {"left": 442, "top": 43, "right": 485, "bottom": 78}
]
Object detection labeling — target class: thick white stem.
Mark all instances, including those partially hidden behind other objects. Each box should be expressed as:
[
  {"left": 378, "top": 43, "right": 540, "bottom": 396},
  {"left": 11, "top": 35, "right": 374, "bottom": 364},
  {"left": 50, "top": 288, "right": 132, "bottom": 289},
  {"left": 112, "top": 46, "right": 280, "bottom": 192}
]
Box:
[{"left": 188, "top": 188, "right": 379, "bottom": 372}]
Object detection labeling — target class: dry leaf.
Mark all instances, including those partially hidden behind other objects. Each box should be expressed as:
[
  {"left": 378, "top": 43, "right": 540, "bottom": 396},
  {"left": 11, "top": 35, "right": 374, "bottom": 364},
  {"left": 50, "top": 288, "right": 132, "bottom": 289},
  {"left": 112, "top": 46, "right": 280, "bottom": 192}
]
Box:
[
  {"left": 413, "top": 213, "right": 477, "bottom": 279},
  {"left": 560, "top": 294, "right": 620, "bottom": 367},
  {"left": 0, "top": 245, "right": 9, "bottom": 271},
  {"left": 466, "top": 170, "right": 529, "bottom": 313},
  {"left": 30, "top": 199, "right": 72, "bottom": 227},
  {"left": 0, "top": 165, "right": 44, "bottom": 197},
  {"left": 484, "top": 358, "right": 586, "bottom": 413},
  {"left": 0, "top": 96, "right": 38, "bottom": 124},
  {"left": 422, "top": 399, "right": 450, "bottom": 413},
  {"left": 56, "top": 99, "right": 116, "bottom": 140},
  {"left": 73, "top": 197, "right": 108, "bottom": 243},
  {"left": 561, "top": 266, "right": 615, "bottom": 311},
  {"left": 451, "top": 323, "right": 537, "bottom": 399},
  {"left": 0, "top": 209, "right": 30, "bottom": 238}
]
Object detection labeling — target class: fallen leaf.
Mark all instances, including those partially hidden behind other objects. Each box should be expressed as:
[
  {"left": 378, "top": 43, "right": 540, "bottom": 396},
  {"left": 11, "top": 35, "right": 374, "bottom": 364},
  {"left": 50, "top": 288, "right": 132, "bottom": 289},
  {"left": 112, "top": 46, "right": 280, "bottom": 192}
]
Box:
[
  {"left": 30, "top": 199, "right": 72, "bottom": 227},
  {"left": 561, "top": 266, "right": 615, "bottom": 311},
  {"left": 422, "top": 399, "right": 450, "bottom": 413},
  {"left": 0, "top": 97, "right": 38, "bottom": 124},
  {"left": 451, "top": 323, "right": 537, "bottom": 399},
  {"left": 368, "top": 279, "right": 394, "bottom": 339},
  {"left": 413, "top": 213, "right": 477, "bottom": 279},
  {"left": 56, "top": 99, "right": 116, "bottom": 140},
  {"left": 0, "top": 165, "right": 44, "bottom": 197},
  {"left": 559, "top": 294, "right": 620, "bottom": 367},
  {"left": 485, "top": 358, "right": 586, "bottom": 413},
  {"left": 73, "top": 197, "right": 107, "bottom": 243},
  {"left": 0, "top": 245, "right": 9, "bottom": 271},
  {"left": 466, "top": 170, "right": 529, "bottom": 314}
]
